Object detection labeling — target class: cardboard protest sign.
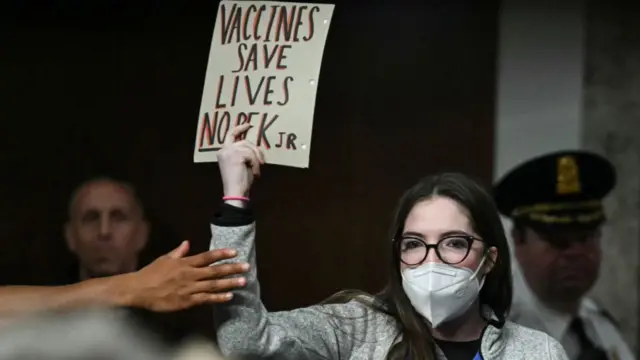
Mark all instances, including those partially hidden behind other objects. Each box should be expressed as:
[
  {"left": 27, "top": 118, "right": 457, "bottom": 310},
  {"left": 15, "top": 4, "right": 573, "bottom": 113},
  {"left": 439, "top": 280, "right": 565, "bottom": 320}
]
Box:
[{"left": 193, "top": 1, "right": 334, "bottom": 168}]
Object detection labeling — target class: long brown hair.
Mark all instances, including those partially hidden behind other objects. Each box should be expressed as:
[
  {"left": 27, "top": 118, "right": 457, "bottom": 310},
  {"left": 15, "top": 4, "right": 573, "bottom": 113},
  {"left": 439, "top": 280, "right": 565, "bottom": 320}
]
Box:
[{"left": 324, "top": 173, "right": 513, "bottom": 360}]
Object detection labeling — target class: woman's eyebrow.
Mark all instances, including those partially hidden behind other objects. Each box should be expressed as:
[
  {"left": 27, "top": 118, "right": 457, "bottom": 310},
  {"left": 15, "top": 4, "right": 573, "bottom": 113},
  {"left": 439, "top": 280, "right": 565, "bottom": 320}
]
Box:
[
  {"left": 440, "top": 230, "right": 473, "bottom": 237},
  {"left": 402, "top": 230, "right": 474, "bottom": 238},
  {"left": 401, "top": 231, "right": 424, "bottom": 238}
]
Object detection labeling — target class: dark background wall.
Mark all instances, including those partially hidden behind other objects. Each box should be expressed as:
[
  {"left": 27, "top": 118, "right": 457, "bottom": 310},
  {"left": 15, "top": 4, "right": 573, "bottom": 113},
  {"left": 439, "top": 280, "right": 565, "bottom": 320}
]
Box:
[{"left": 0, "top": 0, "right": 499, "bottom": 338}]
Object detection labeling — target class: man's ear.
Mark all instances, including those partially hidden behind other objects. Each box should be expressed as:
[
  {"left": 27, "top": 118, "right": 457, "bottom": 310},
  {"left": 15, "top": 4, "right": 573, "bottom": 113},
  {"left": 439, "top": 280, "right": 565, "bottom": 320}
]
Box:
[{"left": 64, "top": 222, "right": 76, "bottom": 252}]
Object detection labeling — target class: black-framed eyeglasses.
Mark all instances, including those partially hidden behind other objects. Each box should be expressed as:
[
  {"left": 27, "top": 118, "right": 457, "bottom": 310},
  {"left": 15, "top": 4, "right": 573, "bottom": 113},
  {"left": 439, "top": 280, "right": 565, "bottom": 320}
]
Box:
[{"left": 395, "top": 234, "right": 483, "bottom": 265}]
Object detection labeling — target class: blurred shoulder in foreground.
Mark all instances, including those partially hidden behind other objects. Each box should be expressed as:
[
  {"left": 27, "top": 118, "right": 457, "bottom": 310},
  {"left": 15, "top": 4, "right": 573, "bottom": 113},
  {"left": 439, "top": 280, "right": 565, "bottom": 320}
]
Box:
[{"left": 0, "top": 308, "right": 171, "bottom": 360}]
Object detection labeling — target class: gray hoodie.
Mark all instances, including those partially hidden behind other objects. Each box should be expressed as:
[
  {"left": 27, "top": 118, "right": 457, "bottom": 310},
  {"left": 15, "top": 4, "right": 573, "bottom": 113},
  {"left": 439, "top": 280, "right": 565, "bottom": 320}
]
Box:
[{"left": 212, "top": 222, "right": 569, "bottom": 360}]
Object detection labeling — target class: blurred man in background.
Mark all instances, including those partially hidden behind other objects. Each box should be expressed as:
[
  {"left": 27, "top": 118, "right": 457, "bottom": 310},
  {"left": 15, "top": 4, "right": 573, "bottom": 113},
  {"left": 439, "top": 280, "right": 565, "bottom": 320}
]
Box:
[
  {"left": 0, "top": 178, "right": 249, "bottom": 346},
  {"left": 64, "top": 177, "right": 149, "bottom": 280},
  {"left": 59, "top": 176, "right": 227, "bottom": 345}
]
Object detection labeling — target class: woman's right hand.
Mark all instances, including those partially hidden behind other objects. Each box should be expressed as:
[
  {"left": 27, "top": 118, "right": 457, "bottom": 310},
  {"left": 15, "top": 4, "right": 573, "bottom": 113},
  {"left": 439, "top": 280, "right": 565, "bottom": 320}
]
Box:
[{"left": 216, "top": 123, "right": 265, "bottom": 198}]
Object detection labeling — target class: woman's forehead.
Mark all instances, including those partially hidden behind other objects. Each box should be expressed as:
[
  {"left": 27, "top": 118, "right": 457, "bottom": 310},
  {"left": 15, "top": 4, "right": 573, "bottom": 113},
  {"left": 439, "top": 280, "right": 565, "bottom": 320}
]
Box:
[{"left": 403, "top": 197, "right": 473, "bottom": 235}]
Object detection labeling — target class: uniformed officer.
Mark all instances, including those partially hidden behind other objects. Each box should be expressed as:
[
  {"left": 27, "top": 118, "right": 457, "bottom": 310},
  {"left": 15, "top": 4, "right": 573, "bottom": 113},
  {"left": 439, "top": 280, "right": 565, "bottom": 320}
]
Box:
[{"left": 494, "top": 150, "right": 634, "bottom": 360}]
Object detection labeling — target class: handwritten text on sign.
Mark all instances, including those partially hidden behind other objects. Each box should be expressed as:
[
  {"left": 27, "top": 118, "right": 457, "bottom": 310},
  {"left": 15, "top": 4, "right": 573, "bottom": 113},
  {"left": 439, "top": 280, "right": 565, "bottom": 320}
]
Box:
[{"left": 193, "top": 1, "right": 334, "bottom": 168}]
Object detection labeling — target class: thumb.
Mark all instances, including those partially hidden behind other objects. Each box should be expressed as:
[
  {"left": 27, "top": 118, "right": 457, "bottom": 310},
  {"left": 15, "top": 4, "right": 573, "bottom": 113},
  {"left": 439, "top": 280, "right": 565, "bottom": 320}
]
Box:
[{"left": 168, "top": 240, "right": 190, "bottom": 259}]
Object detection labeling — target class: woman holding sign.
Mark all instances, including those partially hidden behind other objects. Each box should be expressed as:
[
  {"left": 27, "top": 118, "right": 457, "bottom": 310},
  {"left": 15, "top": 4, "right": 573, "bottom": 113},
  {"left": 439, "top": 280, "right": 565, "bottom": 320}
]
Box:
[{"left": 211, "top": 124, "right": 568, "bottom": 360}]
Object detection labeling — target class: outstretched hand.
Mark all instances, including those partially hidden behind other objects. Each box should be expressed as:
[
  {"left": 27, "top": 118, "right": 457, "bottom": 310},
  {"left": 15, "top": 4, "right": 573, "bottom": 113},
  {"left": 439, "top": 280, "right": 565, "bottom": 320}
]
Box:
[
  {"left": 126, "top": 240, "right": 249, "bottom": 312},
  {"left": 126, "top": 123, "right": 263, "bottom": 312},
  {"left": 217, "top": 123, "right": 265, "bottom": 198}
]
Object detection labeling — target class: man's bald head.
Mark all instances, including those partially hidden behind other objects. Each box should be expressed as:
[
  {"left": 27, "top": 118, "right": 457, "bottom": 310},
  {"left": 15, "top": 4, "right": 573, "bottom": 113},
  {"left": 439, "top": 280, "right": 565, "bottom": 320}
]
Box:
[
  {"left": 65, "top": 178, "right": 149, "bottom": 279},
  {"left": 67, "top": 178, "right": 145, "bottom": 221}
]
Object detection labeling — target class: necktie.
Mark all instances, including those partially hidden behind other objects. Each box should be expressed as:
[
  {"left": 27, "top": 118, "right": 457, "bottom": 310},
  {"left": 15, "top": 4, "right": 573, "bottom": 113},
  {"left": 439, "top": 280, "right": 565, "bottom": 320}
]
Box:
[{"left": 569, "top": 318, "right": 609, "bottom": 360}]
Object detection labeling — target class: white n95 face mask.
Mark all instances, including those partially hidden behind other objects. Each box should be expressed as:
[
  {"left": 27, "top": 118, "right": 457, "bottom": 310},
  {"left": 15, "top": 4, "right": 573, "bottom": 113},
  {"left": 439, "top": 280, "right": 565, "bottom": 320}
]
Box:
[{"left": 401, "top": 257, "right": 486, "bottom": 328}]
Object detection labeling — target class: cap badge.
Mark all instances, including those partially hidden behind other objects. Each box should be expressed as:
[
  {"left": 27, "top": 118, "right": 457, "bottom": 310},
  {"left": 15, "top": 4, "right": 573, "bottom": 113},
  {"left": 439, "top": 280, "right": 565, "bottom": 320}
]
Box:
[{"left": 557, "top": 155, "right": 581, "bottom": 195}]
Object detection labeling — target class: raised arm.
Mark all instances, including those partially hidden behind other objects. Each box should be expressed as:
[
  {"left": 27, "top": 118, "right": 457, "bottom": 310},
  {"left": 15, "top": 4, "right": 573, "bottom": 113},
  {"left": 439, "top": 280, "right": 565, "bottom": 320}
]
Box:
[
  {"left": 212, "top": 125, "right": 396, "bottom": 359},
  {"left": 211, "top": 204, "right": 394, "bottom": 359},
  {"left": 0, "top": 241, "right": 249, "bottom": 318}
]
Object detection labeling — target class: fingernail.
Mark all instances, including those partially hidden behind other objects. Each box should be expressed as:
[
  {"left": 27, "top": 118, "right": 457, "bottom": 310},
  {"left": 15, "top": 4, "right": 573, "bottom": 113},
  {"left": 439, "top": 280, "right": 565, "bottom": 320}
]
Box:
[
  {"left": 228, "top": 249, "right": 238, "bottom": 256},
  {"left": 237, "top": 277, "right": 246, "bottom": 286},
  {"left": 241, "top": 263, "right": 250, "bottom": 271},
  {"left": 225, "top": 293, "right": 233, "bottom": 300}
]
